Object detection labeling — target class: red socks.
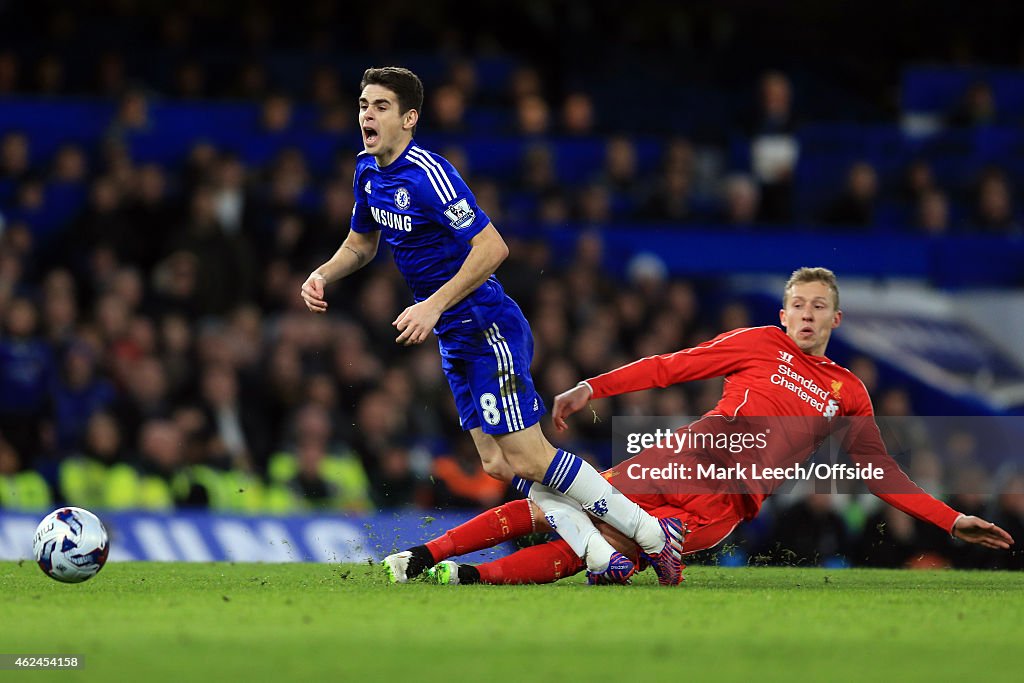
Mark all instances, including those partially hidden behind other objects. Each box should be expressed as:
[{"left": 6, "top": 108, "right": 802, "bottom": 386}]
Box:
[
  {"left": 422, "top": 499, "right": 589, "bottom": 584},
  {"left": 476, "top": 540, "right": 585, "bottom": 584},
  {"left": 425, "top": 498, "right": 535, "bottom": 562}
]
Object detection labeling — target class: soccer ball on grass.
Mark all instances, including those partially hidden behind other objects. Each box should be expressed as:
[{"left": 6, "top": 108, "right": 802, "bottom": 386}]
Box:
[{"left": 32, "top": 507, "right": 110, "bottom": 583}]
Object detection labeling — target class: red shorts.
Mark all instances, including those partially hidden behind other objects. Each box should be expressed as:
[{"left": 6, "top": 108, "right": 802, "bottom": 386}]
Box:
[{"left": 627, "top": 492, "right": 746, "bottom": 555}]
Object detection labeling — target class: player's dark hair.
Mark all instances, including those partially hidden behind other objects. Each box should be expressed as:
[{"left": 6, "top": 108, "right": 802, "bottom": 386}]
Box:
[
  {"left": 784, "top": 267, "right": 839, "bottom": 309},
  {"left": 360, "top": 67, "right": 424, "bottom": 129}
]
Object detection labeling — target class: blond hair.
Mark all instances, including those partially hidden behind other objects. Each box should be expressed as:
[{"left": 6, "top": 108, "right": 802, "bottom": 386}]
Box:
[{"left": 783, "top": 267, "right": 839, "bottom": 308}]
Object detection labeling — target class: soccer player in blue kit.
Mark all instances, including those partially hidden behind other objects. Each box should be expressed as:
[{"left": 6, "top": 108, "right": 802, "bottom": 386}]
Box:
[{"left": 300, "top": 67, "right": 683, "bottom": 585}]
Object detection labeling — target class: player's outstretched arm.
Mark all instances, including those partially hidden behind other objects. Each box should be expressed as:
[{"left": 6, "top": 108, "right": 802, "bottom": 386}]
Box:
[
  {"left": 393, "top": 223, "right": 508, "bottom": 345},
  {"left": 552, "top": 383, "right": 593, "bottom": 432},
  {"left": 300, "top": 230, "right": 380, "bottom": 313},
  {"left": 952, "top": 515, "right": 1015, "bottom": 550}
]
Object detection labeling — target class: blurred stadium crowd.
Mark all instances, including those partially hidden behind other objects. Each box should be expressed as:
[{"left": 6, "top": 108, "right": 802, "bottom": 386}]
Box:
[{"left": 1, "top": 2, "right": 1023, "bottom": 569}]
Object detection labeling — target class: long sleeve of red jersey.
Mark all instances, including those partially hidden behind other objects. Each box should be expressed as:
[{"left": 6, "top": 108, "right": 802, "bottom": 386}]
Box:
[
  {"left": 586, "top": 327, "right": 764, "bottom": 400},
  {"left": 842, "top": 389, "right": 962, "bottom": 534}
]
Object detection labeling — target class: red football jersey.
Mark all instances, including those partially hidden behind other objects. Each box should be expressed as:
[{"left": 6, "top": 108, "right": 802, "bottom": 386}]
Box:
[{"left": 586, "top": 326, "right": 961, "bottom": 533}]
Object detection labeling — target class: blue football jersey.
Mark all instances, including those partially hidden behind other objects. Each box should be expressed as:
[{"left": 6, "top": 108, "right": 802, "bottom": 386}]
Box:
[{"left": 351, "top": 140, "right": 507, "bottom": 338}]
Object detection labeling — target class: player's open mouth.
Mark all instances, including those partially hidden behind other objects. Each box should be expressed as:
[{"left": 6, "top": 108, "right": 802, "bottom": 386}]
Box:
[
  {"left": 800, "top": 326, "right": 815, "bottom": 336},
  {"left": 363, "top": 127, "right": 379, "bottom": 145}
]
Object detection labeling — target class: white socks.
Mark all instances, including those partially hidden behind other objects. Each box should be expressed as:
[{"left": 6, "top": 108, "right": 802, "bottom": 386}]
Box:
[
  {"left": 541, "top": 449, "right": 665, "bottom": 555},
  {"left": 526, "top": 483, "right": 617, "bottom": 572}
]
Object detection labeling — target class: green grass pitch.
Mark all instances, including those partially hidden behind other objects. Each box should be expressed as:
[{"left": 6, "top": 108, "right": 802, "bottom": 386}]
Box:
[{"left": 1, "top": 561, "right": 1022, "bottom": 682}]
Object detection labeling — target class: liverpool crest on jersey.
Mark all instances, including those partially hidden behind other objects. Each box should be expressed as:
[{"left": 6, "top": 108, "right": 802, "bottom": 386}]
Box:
[{"left": 394, "top": 187, "right": 410, "bottom": 210}]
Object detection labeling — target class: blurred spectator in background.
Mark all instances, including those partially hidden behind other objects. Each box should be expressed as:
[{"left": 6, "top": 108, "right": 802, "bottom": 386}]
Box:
[
  {"left": 270, "top": 402, "right": 371, "bottom": 512},
  {"left": 173, "top": 59, "right": 206, "bottom": 99},
  {"left": 0, "top": 297, "right": 54, "bottom": 462},
  {"left": 111, "top": 355, "right": 172, "bottom": 449},
  {"left": 718, "top": 300, "right": 751, "bottom": 332},
  {"left": 507, "top": 66, "right": 543, "bottom": 102},
  {"left": 107, "top": 88, "right": 151, "bottom": 141},
  {"left": 124, "top": 163, "right": 176, "bottom": 270},
  {"left": 159, "top": 10, "right": 190, "bottom": 49},
  {"left": 179, "top": 142, "right": 218, "bottom": 198},
  {"left": 53, "top": 340, "right": 117, "bottom": 453},
  {"left": 536, "top": 190, "right": 570, "bottom": 227},
  {"left": 319, "top": 101, "right": 351, "bottom": 133},
  {"left": 1, "top": 132, "right": 31, "bottom": 184},
  {"left": 40, "top": 269, "right": 78, "bottom": 346},
  {"left": 916, "top": 188, "right": 950, "bottom": 234},
  {"left": 376, "top": 446, "right": 426, "bottom": 509},
  {"left": 747, "top": 70, "right": 798, "bottom": 223},
  {"left": 846, "top": 356, "right": 879, "bottom": 401},
  {"left": 94, "top": 51, "right": 126, "bottom": 96},
  {"left": 232, "top": 61, "right": 270, "bottom": 100},
  {"left": 150, "top": 250, "right": 201, "bottom": 320},
  {"left": 518, "top": 143, "right": 560, "bottom": 196},
  {"left": 900, "top": 159, "right": 937, "bottom": 206},
  {"left": 946, "top": 465, "right": 991, "bottom": 523},
  {"left": 306, "top": 178, "right": 355, "bottom": 266},
  {"left": 0, "top": 434, "right": 52, "bottom": 510},
  {"left": 309, "top": 65, "right": 343, "bottom": 109},
  {"left": 59, "top": 411, "right": 125, "bottom": 509},
  {"left": 446, "top": 60, "right": 479, "bottom": 103},
  {"left": 717, "top": 173, "right": 761, "bottom": 227},
  {"left": 261, "top": 341, "right": 307, "bottom": 449},
  {"left": 821, "top": 161, "right": 878, "bottom": 228},
  {"left": 561, "top": 91, "right": 596, "bottom": 136},
  {"left": 574, "top": 182, "right": 613, "bottom": 226},
  {"left": 198, "top": 363, "right": 269, "bottom": 472},
  {"left": 261, "top": 91, "right": 294, "bottom": 133},
  {"left": 158, "top": 312, "right": 196, "bottom": 401},
  {"left": 874, "top": 387, "right": 932, "bottom": 473},
  {"left": 349, "top": 388, "right": 420, "bottom": 507},
  {"left": 262, "top": 148, "right": 311, "bottom": 221},
  {"left": 431, "top": 83, "right": 468, "bottom": 134},
  {"left": 431, "top": 438, "right": 508, "bottom": 508},
  {"left": 263, "top": 212, "right": 309, "bottom": 274},
  {"left": 169, "top": 185, "right": 257, "bottom": 317},
  {"left": 474, "top": 179, "right": 505, "bottom": 225},
  {"left": 210, "top": 153, "right": 251, "bottom": 237},
  {"left": 33, "top": 54, "right": 65, "bottom": 95},
  {"left": 106, "top": 418, "right": 185, "bottom": 510},
  {"left": 971, "top": 168, "right": 1020, "bottom": 234},
  {"left": 0, "top": 50, "right": 19, "bottom": 94},
  {"left": 50, "top": 144, "right": 88, "bottom": 186},
  {"left": 600, "top": 135, "right": 643, "bottom": 211},
  {"left": 515, "top": 94, "right": 551, "bottom": 136},
  {"left": 943, "top": 429, "right": 981, "bottom": 482},
  {"left": 947, "top": 81, "right": 997, "bottom": 127},
  {"left": 943, "top": 465, "right": 992, "bottom": 568},
  {"left": 67, "top": 176, "right": 127, "bottom": 276},
  {"left": 907, "top": 449, "right": 945, "bottom": 498}
]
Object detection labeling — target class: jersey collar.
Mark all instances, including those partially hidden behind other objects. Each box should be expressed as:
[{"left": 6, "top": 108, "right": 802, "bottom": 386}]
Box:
[
  {"left": 777, "top": 325, "right": 833, "bottom": 364},
  {"left": 375, "top": 139, "right": 417, "bottom": 173}
]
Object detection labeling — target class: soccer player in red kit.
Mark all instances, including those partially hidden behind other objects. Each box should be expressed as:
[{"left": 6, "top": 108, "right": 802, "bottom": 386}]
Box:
[{"left": 401, "top": 267, "right": 1013, "bottom": 585}]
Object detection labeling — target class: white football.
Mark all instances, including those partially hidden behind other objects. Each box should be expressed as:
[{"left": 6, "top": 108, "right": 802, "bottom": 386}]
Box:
[{"left": 33, "top": 507, "right": 110, "bottom": 583}]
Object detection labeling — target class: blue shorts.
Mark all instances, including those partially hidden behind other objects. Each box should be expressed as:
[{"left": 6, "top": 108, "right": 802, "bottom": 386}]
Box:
[{"left": 439, "top": 303, "right": 546, "bottom": 435}]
